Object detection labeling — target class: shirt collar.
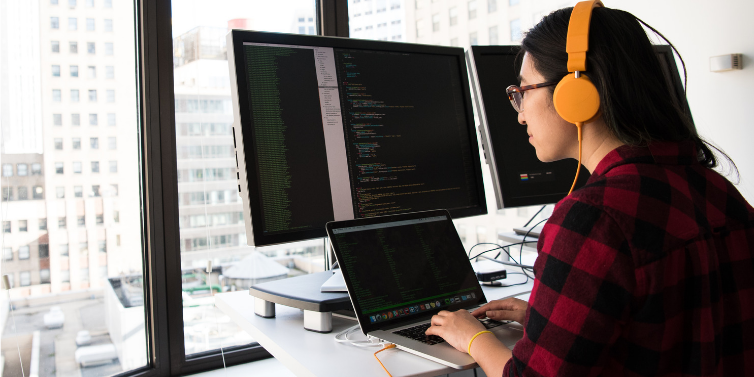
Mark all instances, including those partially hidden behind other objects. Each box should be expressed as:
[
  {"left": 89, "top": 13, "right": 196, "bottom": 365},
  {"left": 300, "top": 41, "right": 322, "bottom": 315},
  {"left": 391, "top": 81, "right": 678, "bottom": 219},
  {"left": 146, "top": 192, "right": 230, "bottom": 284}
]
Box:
[{"left": 591, "top": 140, "right": 699, "bottom": 177}]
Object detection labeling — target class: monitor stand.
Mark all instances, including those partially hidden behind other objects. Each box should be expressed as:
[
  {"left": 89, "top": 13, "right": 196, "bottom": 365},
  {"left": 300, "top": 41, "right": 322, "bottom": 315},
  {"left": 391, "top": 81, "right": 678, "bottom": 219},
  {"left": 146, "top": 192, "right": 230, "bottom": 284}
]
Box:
[{"left": 320, "top": 269, "right": 347, "bottom": 292}]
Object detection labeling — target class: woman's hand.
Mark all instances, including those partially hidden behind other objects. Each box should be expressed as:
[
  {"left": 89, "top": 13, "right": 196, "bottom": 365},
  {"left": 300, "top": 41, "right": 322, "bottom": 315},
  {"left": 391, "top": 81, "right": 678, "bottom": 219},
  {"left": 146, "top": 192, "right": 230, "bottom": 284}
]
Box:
[
  {"left": 471, "top": 297, "right": 528, "bottom": 324},
  {"left": 425, "top": 310, "right": 487, "bottom": 353}
]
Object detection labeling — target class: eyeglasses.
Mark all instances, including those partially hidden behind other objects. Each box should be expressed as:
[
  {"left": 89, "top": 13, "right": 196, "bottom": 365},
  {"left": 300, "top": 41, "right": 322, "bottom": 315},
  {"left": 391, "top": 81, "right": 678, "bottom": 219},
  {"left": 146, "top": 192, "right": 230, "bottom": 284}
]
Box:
[{"left": 505, "top": 81, "right": 559, "bottom": 113}]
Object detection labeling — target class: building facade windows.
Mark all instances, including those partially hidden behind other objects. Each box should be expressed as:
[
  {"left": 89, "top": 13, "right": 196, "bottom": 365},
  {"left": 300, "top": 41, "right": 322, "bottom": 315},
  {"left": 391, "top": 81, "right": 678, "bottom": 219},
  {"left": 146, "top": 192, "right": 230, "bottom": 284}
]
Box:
[
  {"left": 55, "top": 162, "right": 64, "bottom": 174},
  {"left": 19, "top": 246, "right": 30, "bottom": 260},
  {"left": 3, "top": 222, "right": 10, "bottom": 234},
  {"left": 2, "top": 164, "right": 12, "bottom": 177},
  {"left": 88, "top": 66, "right": 96, "bottom": 78},
  {"left": 90, "top": 137, "right": 99, "bottom": 149},
  {"left": 53, "top": 65, "right": 61, "bottom": 77},
  {"left": 33, "top": 186, "right": 44, "bottom": 200},
  {"left": 70, "top": 41, "right": 78, "bottom": 53},
  {"left": 19, "top": 272, "right": 31, "bottom": 287},
  {"left": 2, "top": 248, "right": 11, "bottom": 261},
  {"left": 88, "top": 89, "right": 97, "bottom": 102},
  {"left": 74, "top": 186, "right": 83, "bottom": 197},
  {"left": 52, "top": 41, "right": 60, "bottom": 52},
  {"left": 71, "top": 89, "right": 79, "bottom": 102},
  {"left": 39, "top": 218, "right": 47, "bottom": 231},
  {"left": 108, "top": 113, "right": 116, "bottom": 126},
  {"left": 40, "top": 269, "right": 51, "bottom": 284},
  {"left": 489, "top": 25, "right": 498, "bottom": 45},
  {"left": 39, "top": 244, "right": 50, "bottom": 258},
  {"left": 105, "top": 42, "right": 113, "bottom": 55},
  {"left": 89, "top": 113, "right": 98, "bottom": 125},
  {"left": 71, "top": 65, "right": 79, "bottom": 77},
  {"left": 68, "top": 17, "right": 77, "bottom": 31},
  {"left": 87, "top": 18, "right": 95, "bottom": 31},
  {"left": 56, "top": 186, "right": 65, "bottom": 198},
  {"left": 53, "top": 89, "right": 61, "bottom": 102},
  {"left": 58, "top": 217, "right": 67, "bottom": 229},
  {"left": 18, "top": 187, "right": 28, "bottom": 200},
  {"left": 91, "top": 161, "right": 99, "bottom": 173},
  {"left": 87, "top": 42, "right": 95, "bottom": 54},
  {"left": 17, "top": 164, "right": 28, "bottom": 176},
  {"left": 449, "top": 7, "right": 458, "bottom": 26},
  {"left": 31, "top": 163, "right": 42, "bottom": 175},
  {"left": 72, "top": 137, "right": 81, "bottom": 149},
  {"left": 73, "top": 161, "right": 82, "bottom": 174},
  {"left": 51, "top": 17, "right": 59, "bottom": 29},
  {"left": 19, "top": 220, "right": 27, "bottom": 232},
  {"left": 55, "top": 138, "right": 63, "bottom": 150},
  {"left": 488, "top": 0, "right": 497, "bottom": 13},
  {"left": 468, "top": 0, "right": 477, "bottom": 20},
  {"left": 470, "top": 31, "right": 478, "bottom": 45},
  {"left": 108, "top": 137, "right": 116, "bottom": 150}
]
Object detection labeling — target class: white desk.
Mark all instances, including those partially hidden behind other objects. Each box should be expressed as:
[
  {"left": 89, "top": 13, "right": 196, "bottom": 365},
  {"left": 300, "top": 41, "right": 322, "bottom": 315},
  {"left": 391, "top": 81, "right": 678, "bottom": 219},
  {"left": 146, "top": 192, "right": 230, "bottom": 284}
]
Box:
[{"left": 215, "top": 276, "right": 533, "bottom": 377}]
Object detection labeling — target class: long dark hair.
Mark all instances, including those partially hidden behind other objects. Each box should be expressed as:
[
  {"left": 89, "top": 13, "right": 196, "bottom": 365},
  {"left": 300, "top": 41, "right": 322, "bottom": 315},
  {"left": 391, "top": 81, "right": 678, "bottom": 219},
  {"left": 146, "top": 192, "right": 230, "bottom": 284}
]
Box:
[{"left": 517, "top": 7, "right": 737, "bottom": 177}]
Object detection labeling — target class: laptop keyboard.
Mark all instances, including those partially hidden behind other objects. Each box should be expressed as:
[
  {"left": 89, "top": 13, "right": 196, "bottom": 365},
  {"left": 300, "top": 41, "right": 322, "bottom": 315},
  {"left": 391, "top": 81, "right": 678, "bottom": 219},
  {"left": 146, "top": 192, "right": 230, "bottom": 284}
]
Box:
[{"left": 393, "top": 318, "right": 509, "bottom": 345}]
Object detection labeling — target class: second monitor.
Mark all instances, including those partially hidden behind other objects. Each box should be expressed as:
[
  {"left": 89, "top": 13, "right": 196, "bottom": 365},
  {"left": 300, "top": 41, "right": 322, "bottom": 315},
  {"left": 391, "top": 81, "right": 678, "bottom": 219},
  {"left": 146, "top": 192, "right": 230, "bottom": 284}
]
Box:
[{"left": 228, "top": 31, "right": 488, "bottom": 246}]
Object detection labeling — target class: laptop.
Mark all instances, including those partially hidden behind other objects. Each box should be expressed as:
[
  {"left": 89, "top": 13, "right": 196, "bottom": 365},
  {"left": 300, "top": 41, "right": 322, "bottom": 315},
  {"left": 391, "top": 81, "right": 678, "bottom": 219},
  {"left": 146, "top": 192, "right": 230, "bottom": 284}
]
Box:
[{"left": 326, "top": 209, "right": 524, "bottom": 369}]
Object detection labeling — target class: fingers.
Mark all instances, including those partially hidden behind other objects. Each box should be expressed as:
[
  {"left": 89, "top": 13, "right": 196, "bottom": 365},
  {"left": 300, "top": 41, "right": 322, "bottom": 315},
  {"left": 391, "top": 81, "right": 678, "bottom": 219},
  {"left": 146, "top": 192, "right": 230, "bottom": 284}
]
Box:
[
  {"left": 430, "top": 314, "right": 445, "bottom": 326},
  {"left": 484, "top": 310, "right": 515, "bottom": 321}
]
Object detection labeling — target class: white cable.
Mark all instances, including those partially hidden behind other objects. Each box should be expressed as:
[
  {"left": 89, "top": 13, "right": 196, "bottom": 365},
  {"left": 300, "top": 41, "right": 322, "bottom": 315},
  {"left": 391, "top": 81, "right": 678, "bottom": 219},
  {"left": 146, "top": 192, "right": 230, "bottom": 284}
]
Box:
[{"left": 334, "top": 324, "right": 389, "bottom": 348}]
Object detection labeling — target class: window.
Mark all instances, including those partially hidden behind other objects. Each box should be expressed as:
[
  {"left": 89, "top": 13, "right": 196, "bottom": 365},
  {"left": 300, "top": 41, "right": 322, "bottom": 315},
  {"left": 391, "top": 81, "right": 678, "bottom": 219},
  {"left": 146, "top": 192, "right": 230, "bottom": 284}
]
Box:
[
  {"left": 71, "top": 89, "right": 79, "bottom": 102},
  {"left": 19, "top": 220, "right": 27, "bottom": 232},
  {"left": 72, "top": 113, "right": 80, "bottom": 125},
  {"left": 86, "top": 18, "right": 95, "bottom": 31},
  {"left": 91, "top": 161, "right": 99, "bottom": 173},
  {"left": 40, "top": 269, "right": 51, "bottom": 284},
  {"left": 468, "top": 0, "right": 477, "bottom": 19},
  {"left": 113, "top": 210, "right": 119, "bottom": 223},
  {"left": 88, "top": 66, "right": 96, "bottom": 78},
  {"left": 432, "top": 14, "right": 440, "bottom": 32},
  {"left": 81, "top": 268, "right": 90, "bottom": 281},
  {"left": 70, "top": 41, "right": 78, "bottom": 53},
  {"left": 39, "top": 244, "right": 49, "bottom": 258},
  {"left": 53, "top": 89, "right": 61, "bottom": 102},
  {"left": 52, "top": 41, "right": 60, "bottom": 53},
  {"left": 105, "top": 42, "right": 113, "bottom": 55},
  {"left": 96, "top": 214, "right": 104, "bottom": 224},
  {"left": 86, "top": 0, "right": 93, "bottom": 5},
  {"left": 31, "top": 163, "right": 42, "bottom": 175},
  {"left": 71, "top": 65, "right": 79, "bottom": 77},
  {"left": 53, "top": 114, "right": 63, "bottom": 126},
  {"left": 68, "top": 17, "right": 77, "bottom": 30},
  {"left": 2, "top": 164, "right": 12, "bottom": 177},
  {"left": 19, "top": 272, "right": 31, "bottom": 287},
  {"left": 98, "top": 240, "right": 107, "bottom": 253},
  {"left": 19, "top": 246, "right": 30, "bottom": 260},
  {"left": 90, "top": 137, "right": 99, "bottom": 149},
  {"left": 17, "top": 164, "right": 28, "bottom": 176},
  {"left": 60, "top": 244, "right": 69, "bottom": 257},
  {"left": 78, "top": 216, "right": 86, "bottom": 227},
  {"left": 33, "top": 186, "right": 44, "bottom": 200},
  {"left": 488, "top": 0, "right": 497, "bottom": 12},
  {"left": 18, "top": 187, "right": 28, "bottom": 200},
  {"left": 74, "top": 186, "right": 83, "bottom": 198},
  {"left": 69, "top": 0, "right": 77, "bottom": 6},
  {"left": 39, "top": 218, "right": 47, "bottom": 231},
  {"left": 55, "top": 138, "right": 63, "bottom": 150},
  {"left": 55, "top": 162, "right": 64, "bottom": 174},
  {"left": 450, "top": 37, "right": 458, "bottom": 46},
  {"left": 3, "top": 248, "right": 11, "bottom": 261},
  {"left": 52, "top": 65, "right": 61, "bottom": 77},
  {"left": 51, "top": 17, "right": 59, "bottom": 29},
  {"left": 106, "top": 66, "right": 114, "bottom": 79},
  {"left": 510, "top": 18, "right": 522, "bottom": 41},
  {"left": 72, "top": 138, "right": 81, "bottom": 149},
  {"left": 109, "top": 160, "right": 117, "bottom": 172},
  {"left": 58, "top": 217, "right": 66, "bottom": 229},
  {"left": 415, "top": 20, "right": 425, "bottom": 38},
  {"left": 3, "top": 221, "right": 10, "bottom": 233},
  {"left": 489, "top": 25, "right": 499, "bottom": 45},
  {"left": 116, "top": 235, "right": 121, "bottom": 246},
  {"left": 107, "top": 113, "right": 116, "bottom": 126},
  {"left": 107, "top": 89, "right": 115, "bottom": 102},
  {"left": 61, "top": 269, "right": 70, "bottom": 283},
  {"left": 470, "top": 31, "right": 478, "bottom": 46},
  {"left": 105, "top": 19, "right": 113, "bottom": 32},
  {"left": 509, "top": 0, "right": 519, "bottom": 5},
  {"left": 108, "top": 137, "right": 116, "bottom": 150},
  {"left": 109, "top": 184, "right": 118, "bottom": 197},
  {"left": 449, "top": 7, "right": 458, "bottom": 26},
  {"left": 73, "top": 161, "right": 82, "bottom": 174},
  {"left": 56, "top": 186, "right": 65, "bottom": 198},
  {"left": 104, "top": 0, "right": 111, "bottom": 7},
  {"left": 88, "top": 89, "right": 97, "bottom": 102},
  {"left": 87, "top": 42, "right": 95, "bottom": 54},
  {"left": 91, "top": 185, "right": 100, "bottom": 197},
  {"left": 298, "top": 26, "right": 305, "bottom": 34},
  {"left": 2, "top": 187, "right": 11, "bottom": 201},
  {"left": 89, "top": 113, "right": 98, "bottom": 125}
]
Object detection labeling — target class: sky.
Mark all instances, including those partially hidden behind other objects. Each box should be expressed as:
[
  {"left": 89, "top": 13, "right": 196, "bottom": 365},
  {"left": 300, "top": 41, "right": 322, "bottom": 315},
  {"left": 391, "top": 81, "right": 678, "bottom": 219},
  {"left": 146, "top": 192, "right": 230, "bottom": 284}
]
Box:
[{"left": 171, "top": 0, "right": 316, "bottom": 37}]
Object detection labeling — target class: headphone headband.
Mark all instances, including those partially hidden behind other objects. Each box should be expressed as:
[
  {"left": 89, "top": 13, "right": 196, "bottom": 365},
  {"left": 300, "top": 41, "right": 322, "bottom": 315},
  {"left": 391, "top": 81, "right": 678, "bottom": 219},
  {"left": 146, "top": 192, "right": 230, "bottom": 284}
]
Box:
[{"left": 566, "top": 0, "right": 604, "bottom": 72}]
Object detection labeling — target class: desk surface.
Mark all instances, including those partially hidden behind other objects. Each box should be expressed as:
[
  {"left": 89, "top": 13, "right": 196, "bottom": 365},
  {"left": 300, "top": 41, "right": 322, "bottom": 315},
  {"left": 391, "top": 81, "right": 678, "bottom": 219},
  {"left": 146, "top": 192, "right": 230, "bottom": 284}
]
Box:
[{"left": 215, "top": 276, "right": 533, "bottom": 377}]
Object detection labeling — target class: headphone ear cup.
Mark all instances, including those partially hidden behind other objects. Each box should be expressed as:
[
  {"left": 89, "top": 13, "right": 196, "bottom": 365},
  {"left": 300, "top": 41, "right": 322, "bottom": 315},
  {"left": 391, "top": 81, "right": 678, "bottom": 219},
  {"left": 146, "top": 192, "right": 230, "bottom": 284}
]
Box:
[{"left": 553, "top": 74, "right": 601, "bottom": 124}]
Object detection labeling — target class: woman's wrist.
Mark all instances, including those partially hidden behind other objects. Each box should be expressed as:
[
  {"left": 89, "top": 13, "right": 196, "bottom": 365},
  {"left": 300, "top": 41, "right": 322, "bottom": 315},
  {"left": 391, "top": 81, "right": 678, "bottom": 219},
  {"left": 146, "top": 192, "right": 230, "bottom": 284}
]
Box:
[{"left": 468, "top": 333, "right": 513, "bottom": 377}]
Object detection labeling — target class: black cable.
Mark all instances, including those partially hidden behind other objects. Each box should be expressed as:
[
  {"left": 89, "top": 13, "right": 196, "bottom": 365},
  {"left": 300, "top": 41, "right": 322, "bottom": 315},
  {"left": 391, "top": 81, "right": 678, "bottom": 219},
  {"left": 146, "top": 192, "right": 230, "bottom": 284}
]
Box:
[
  {"left": 518, "top": 218, "right": 549, "bottom": 279},
  {"left": 523, "top": 205, "right": 548, "bottom": 228}
]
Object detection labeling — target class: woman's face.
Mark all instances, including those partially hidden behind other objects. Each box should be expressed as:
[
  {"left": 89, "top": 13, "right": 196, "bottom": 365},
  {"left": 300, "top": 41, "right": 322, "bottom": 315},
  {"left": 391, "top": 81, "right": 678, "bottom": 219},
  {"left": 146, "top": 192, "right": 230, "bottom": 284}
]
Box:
[{"left": 517, "top": 52, "right": 578, "bottom": 162}]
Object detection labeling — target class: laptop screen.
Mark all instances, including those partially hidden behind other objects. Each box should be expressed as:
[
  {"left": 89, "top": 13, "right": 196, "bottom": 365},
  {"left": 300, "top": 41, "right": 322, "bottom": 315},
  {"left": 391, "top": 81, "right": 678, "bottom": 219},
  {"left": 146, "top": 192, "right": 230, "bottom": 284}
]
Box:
[{"left": 327, "top": 210, "right": 486, "bottom": 334}]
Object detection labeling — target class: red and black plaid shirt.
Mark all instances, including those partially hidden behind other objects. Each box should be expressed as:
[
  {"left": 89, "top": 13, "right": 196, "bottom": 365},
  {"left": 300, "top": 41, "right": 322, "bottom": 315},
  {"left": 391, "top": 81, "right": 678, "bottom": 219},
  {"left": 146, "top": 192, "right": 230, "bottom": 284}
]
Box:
[{"left": 504, "top": 141, "right": 754, "bottom": 376}]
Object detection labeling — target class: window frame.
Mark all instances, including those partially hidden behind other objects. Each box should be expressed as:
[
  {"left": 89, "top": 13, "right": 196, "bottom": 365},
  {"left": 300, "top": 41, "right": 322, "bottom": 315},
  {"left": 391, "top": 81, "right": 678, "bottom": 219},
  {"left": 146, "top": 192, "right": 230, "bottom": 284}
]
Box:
[{"left": 131, "top": 0, "right": 347, "bottom": 375}]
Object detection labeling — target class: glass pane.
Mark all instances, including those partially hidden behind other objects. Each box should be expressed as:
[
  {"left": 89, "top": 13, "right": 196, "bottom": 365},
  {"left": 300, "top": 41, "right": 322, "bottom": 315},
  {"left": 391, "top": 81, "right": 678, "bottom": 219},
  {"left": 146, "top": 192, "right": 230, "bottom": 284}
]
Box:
[
  {"left": 349, "top": 0, "right": 564, "bottom": 258},
  {"left": 171, "top": 0, "right": 318, "bottom": 357},
  {"left": 0, "top": 0, "right": 147, "bottom": 376}
]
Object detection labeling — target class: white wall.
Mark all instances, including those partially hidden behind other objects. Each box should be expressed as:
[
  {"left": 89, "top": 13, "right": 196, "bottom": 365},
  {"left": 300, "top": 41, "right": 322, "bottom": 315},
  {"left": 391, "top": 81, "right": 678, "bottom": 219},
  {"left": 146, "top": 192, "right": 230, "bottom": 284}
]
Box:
[{"left": 609, "top": 0, "right": 754, "bottom": 203}]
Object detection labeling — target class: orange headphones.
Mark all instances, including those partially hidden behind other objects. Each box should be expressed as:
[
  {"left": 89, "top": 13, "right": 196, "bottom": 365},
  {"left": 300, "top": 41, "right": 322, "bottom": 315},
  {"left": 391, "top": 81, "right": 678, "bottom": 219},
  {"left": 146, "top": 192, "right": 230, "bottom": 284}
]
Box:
[{"left": 553, "top": 0, "right": 603, "bottom": 195}]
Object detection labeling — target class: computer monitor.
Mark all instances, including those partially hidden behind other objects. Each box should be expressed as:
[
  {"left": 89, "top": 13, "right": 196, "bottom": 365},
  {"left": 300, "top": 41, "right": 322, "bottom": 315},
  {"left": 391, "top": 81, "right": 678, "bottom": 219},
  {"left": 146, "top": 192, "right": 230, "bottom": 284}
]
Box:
[
  {"left": 227, "top": 30, "right": 487, "bottom": 246},
  {"left": 467, "top": 45, "right": 692, "bottom": 209}
]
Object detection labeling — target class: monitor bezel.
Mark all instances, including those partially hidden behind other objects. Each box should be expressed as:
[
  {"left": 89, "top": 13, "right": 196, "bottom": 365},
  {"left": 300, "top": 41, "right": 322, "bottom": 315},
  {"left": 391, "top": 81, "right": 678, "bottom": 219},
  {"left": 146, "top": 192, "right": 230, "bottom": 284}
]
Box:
[{"left": 228, "top": 30, "right": 488, "bottom": 246}]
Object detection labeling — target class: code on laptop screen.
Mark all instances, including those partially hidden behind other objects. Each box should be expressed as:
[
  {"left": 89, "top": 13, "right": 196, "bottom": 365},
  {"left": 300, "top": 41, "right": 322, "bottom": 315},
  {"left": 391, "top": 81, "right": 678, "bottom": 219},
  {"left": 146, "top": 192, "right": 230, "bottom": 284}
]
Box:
[{"left": 331, "top": 215, "right": 482, "bottom": 325}]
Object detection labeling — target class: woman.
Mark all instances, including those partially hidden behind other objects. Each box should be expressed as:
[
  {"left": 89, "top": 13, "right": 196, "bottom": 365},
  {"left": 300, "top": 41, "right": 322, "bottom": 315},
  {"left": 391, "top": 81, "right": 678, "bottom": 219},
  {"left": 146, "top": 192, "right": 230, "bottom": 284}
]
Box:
[{"left": 425, "top": 5, "right": 754, "bottom": 376}]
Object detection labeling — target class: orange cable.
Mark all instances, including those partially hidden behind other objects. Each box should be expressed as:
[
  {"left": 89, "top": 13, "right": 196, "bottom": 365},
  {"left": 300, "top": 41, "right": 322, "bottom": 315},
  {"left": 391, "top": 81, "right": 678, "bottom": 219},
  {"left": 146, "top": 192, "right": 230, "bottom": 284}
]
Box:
[
  {"left": 568, "top": 123, "right": 583, "bottom": 196},
  {"left": 374, "top": 344, "right": 397, "bottom": 377}
]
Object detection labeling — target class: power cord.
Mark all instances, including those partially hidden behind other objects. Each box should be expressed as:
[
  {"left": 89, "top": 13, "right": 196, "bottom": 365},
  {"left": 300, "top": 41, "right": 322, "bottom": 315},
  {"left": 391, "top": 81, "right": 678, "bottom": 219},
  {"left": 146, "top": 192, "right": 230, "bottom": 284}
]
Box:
[
  {"left": 374, "top": 344, "right": 397, "bottom": 377},
  {"left": 334, "top": 324, "right": 396, "bottom": 376}
]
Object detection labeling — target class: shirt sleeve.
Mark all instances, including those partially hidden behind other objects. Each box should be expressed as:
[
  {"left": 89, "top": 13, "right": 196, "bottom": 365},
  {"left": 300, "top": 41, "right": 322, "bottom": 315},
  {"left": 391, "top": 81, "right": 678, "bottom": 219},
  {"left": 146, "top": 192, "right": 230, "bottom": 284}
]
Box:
[{"left": 503, "top": 198, "right": 635, "bottom": 377}]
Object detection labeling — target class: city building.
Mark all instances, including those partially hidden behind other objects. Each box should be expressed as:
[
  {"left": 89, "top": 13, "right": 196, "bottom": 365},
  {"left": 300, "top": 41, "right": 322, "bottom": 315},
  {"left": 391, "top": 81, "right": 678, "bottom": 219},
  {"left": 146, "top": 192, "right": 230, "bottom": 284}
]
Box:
[{"left": 349, "top": 0, "right": 407, "bottom": 41}]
